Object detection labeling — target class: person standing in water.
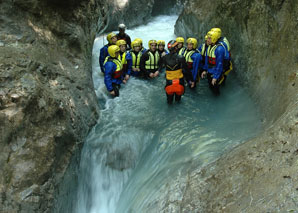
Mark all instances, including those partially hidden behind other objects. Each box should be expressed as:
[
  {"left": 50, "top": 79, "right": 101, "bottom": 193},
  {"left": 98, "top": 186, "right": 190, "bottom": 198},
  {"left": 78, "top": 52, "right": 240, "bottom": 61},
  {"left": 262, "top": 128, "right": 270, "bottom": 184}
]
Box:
[
  {"left": 159, "top": 40, "right": 195, "bottom": 104},
  {"left": 116, "top": 24, "right": 132, "bottom": 50}
]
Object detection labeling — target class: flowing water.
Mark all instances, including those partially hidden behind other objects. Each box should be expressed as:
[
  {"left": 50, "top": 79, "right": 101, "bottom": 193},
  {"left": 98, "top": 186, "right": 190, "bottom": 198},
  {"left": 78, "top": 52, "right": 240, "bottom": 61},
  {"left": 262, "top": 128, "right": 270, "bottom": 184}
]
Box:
[{"left": 74, "top": 15, "right": 262, "bottom": 213}]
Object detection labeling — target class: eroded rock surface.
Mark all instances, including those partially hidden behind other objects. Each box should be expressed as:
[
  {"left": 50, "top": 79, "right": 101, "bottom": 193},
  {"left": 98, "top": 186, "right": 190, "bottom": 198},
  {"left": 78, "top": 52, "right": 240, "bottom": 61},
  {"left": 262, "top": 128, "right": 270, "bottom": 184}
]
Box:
[{"left": 0, "top": 0, "right": 102, "bottom": 211}]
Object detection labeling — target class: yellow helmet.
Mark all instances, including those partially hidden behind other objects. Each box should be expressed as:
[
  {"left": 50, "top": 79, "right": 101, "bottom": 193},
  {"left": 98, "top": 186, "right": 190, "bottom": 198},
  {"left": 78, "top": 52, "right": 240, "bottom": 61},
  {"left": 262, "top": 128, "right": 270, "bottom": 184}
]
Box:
[
  {"left": 157, "top": 40, "right": 165, "bottom": 46},
  {"left": 131, "top": 40, "right": 141, "bottom": 48},
  {"left": 176, "top": 37, "right": 184, "bottom": 43},
  {"left": 108, "top": 45, "right": 120, "bottom": 58},
  {"left": 207, "top": 31, "right": 220, "bottom": 44},
  {"left": 186, "top": 38, "right": 198, "bottom": 49},
  {"left": 211, "top": 28, "right": 222, "bottom": 38},
  {"left": 107, "top": 32, "right": 117, "bottom": 44},
  {"left": 148, "top": 39, "right": 157, "bottom": 48},
  {"left": 205, "top": 35, "right": 208, "bottom": 41},
  {"left": 116, "top": 39, "right": 126, "bottom": 47},
  {"left": 134, "top": 38, "right": 143, "bottom": 46}
]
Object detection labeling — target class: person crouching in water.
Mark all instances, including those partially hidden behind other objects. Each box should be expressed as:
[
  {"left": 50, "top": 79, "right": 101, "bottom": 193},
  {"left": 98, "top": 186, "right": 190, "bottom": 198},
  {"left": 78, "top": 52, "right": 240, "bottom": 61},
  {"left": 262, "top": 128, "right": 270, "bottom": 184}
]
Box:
[
  {"left": 140, "top": 40, "right": 160, "bottom": 79},
  {"left": 104, "top": 45, "right": 125, "bottom": 97},
  {"left": 183, "top": 38, "right": 201, "bottom": 88},
  {"left": 159, "top": 40, "right": 195, "bottom": 104},
  {"left": 157, "top": 40, "right": 168, "bottom": 59},
  {"left": 126, "top": 40, "right": 142, "bottom": 77},
  {"left": 116, "top": 39, "right": 132, "bottom": 82}
]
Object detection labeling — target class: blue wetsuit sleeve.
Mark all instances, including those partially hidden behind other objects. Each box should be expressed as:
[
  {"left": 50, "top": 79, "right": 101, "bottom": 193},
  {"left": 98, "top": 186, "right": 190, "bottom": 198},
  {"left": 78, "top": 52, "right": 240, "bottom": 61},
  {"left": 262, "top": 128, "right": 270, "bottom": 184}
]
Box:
[
  {"left": 99, "top": 46, "right": 108, "bottom": 73},
  {"left": 104, "top": 62, "right": 116, "bottom": 92},
  {"left": 213, "top": 46, "right": 225, "bottom": 79},
  {"left": 126, "top": 53, "right": 132, "bottom": 76},
  {"left": 191, "top": 53, "right": 202, "bottom": 80}
]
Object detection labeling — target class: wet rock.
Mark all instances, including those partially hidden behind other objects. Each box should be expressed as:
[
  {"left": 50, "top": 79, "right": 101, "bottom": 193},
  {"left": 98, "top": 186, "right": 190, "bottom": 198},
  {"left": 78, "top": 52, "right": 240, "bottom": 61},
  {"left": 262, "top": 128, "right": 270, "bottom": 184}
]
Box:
[{"left": 142, "top": 0, "right": 298, "bottom": 211}]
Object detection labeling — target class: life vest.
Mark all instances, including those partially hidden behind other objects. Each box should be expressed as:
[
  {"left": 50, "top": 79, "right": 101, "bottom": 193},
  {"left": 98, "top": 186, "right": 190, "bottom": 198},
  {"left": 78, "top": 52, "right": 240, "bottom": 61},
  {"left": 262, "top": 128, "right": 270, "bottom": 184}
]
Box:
[
  {"left": 166, "top": 68, "right": 183, "bottom": 80},
  {"left": 183, "top": 49, "right": 197, "bottom": 69},
  {"left": 178, "top": 47, "right": 186, "bottom": 56},
  {"left": 145, "top": 51, "right": 159, "bottom": 70},
  {"left": 104, "top": 57, "right": 123, "bottom": 79},
  {"left": 207, "top": 43, "right": 223, "bottom": 68},
  {"left": 118, "top": 52, "right": 128, "bottom": 73},
  {"left": 165, "top": 79, "right": 184, "bottom": 96},
  {"left": 130, "top": 51, "right": 142, "bottom": 69},
  {"left": 221, "top": 37, "right": 230, "bottom": 51},
  {"left": 200, "top": 43, "right": 208, "bottom": 65}
]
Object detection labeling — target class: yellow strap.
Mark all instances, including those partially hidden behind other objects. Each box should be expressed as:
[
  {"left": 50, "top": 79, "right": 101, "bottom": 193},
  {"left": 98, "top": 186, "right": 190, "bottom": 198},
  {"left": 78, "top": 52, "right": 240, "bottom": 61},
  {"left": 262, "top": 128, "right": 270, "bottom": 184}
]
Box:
[{"left": 166, "top": 69, "right": 183, "bottom": 80}]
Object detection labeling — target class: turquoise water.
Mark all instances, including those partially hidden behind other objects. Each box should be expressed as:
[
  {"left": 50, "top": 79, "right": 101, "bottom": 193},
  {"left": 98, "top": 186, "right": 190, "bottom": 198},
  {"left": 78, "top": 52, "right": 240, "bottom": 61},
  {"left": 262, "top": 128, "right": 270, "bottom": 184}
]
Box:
[{"left": 75, "top": 15, "right": 262, "bottom": 213}]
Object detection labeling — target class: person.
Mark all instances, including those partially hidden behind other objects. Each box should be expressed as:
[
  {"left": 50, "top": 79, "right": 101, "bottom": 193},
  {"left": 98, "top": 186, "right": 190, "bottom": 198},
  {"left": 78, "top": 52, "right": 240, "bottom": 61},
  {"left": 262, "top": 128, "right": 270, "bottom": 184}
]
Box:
[
  {"left": 116, "top": 24, "right": 131, "bottom": 50},
  {"left": 134, "top": 38, "right": 147, "bottom": 54},
  {"left": 159, "top": 40, "right": 195, "bottom": 104},
  {"left": 183, "top": 38, "right": 201, "bottom": 87},
  {"left": 176, "top": 37, "right": 186, "bottom": 56},
  {"left": 126, "top": 40, "right": 143, "bottom": 77},
  {"left": 140, "top": 40, "right": 160, "bottom": 79},
  {"left": 116, "top": 39, "right": 132, "bottom": 82},
  {"left": 198, "top": 35, "right": 209, "bottom": 78},
  {"left": 99, "top": 32, "right": 117, "bottom": 73},
  {"left": 201, "top": 30, "right": 225, "bottom": 96},
  {"left": 157, "top": 40, "right": 168, "bottom": 59},
  {"left": 210, "top": 28, "right": 232, "bottom": 84},
  {"left": 104, "top": 45, "right": 126, "bottom": 97}
]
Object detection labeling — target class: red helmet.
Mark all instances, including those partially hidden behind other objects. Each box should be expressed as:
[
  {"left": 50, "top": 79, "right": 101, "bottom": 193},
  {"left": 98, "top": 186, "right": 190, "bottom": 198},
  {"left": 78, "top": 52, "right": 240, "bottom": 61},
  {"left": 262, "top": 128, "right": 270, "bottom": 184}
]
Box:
[{"left": 167, "top": 40, "right": 178, "bottom": 52}]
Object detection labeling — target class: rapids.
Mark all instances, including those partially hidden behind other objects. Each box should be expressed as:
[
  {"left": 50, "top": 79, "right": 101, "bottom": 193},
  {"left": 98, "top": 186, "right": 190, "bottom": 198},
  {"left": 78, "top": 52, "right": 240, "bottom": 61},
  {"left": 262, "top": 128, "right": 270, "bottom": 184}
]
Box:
[{"left": 74, "top": 15, "right": 262, "bottom": 213}]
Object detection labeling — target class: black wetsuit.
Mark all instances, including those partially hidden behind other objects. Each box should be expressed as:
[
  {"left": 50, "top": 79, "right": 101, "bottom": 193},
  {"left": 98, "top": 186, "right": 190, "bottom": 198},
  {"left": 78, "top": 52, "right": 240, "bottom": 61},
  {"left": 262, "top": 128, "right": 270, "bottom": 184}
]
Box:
[
  {"left": 159, "top": 52, "right": 193, "bottom": 104},
  {"left": 116, "top": 33, "right": 131, "bottom": 49}
]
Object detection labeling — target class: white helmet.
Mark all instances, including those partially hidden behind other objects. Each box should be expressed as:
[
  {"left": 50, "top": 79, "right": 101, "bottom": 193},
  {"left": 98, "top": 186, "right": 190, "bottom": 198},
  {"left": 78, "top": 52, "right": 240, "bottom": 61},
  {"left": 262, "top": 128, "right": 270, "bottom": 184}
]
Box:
[{"left": 118, "top": 23, "right": 126, "bottom": 29}]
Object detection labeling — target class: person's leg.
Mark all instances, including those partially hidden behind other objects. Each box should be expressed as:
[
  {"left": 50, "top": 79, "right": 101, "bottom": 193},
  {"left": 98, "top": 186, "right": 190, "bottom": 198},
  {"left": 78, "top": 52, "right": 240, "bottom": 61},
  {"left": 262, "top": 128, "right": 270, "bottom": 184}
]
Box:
[
  {"left": 175, "top": 94, "right": 181, "bottom": 102},
  {"left": 167, "top": 94, "right": 174, "bottom": 104},
  {"left": 112, "top": 83, "right": 120, "bottom": 97},
  {"left": 207, "top": 73, "right": 220, "bottom": 96}
]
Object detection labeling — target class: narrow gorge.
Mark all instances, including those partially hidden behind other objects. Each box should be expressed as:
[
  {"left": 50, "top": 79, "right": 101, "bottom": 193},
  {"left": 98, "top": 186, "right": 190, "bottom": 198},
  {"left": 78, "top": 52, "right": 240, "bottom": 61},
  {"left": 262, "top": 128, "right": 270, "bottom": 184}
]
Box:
[{"left": 0, "top": 0, "right": 297, "bottom": 212}]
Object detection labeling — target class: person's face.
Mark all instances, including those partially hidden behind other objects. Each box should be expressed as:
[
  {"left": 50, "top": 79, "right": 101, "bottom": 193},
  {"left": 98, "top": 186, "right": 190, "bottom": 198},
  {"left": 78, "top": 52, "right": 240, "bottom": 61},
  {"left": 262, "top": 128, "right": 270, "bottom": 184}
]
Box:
[
  {"left": 111, "top": 36, "right": 117, "bottom": 44},
  {"left": 158, "top": 45, "right": 165, "bottom": 51},
  {"left": 150, "top": 43, "right": 157, "bottom": 52},
  {"left": 187, "top": 43, "right": 194, "bottom": 50},
  {"left": 119, "top": 29, "right": 125, "bottom": 34},
  {"left": 207, "top": 37, "right": 212, "bottom": 45},
  {"left": 115, "top": 51, "right": 120, "bottom": 58},
  {"left": 177, "top": 42, "right": 183, "bottom": 49},
  {"left": 134, "top": 46, "right": 140, "bottom": 52},
  {"left": 120, "top": 45, "right": 126, "bottom": 52}
]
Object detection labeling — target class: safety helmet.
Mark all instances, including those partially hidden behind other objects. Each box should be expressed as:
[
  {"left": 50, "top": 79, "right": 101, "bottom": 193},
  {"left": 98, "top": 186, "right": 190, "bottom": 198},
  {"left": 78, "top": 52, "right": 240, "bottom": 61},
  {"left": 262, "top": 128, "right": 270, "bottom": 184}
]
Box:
[
  {"left": 157, "top": 40, "right": 165, "bottom": 46},
  {"left": 107, "top": 32, "right": 117, "bottom": 44},
  {"left": 205, "top": 35, "right": 208, "bottom": 41},
  {"left": 176, "top": 37, "right": 185, "bottom": 43},
  {"left": 131, "top": 40, "right": 141, "bottom": 48},
  {"left": 186, "top": 38, "right": 198, "bottom": 49},
  {"left": 116, "top": 39, "right": 126, "bottom": 47},
  {"left": 167, "top": 40, "right": 178, "bottom": 52},
  {"left": 211, "top": 28, "right": 222, "bottom": 37},
  {"left": 119, "top": 23, "right": 126, "bottom": 30},
  {"left": 148, "top": 39, "right": 157, "bottom": 48},
  {"left": 134, "top": 38, "right": 143, "bottom": 46},
  {"left": 207, "top": 31, "right": 220, "bottom": 44},
  {"left": 108, "top": 45, "right": 120, "bottom": 58}
]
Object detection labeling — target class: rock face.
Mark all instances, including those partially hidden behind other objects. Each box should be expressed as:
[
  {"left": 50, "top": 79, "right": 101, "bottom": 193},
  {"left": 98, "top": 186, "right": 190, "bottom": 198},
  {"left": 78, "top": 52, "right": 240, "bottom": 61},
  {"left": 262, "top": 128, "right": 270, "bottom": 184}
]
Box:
[
  {"left": 143, "top": 0, "right": 298, "bottom": 211},
  {"left": 0, "top": 0, "right": 103, "bottom": 211}
]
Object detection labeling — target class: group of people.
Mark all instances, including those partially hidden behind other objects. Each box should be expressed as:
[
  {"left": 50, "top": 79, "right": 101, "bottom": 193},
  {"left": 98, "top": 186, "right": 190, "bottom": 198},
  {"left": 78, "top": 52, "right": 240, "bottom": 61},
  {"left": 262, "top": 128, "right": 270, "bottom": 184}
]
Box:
[{"left": 99, "top": 23, "right": 232, "bottom": 104}]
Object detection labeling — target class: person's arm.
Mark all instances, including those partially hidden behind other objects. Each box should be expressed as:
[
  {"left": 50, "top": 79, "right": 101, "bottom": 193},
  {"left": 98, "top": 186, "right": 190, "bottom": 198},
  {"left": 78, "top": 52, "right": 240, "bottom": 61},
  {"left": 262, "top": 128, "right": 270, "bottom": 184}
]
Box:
[
  {"left": 126, "top": 52, "right": 132, "bottom": 76},
  {"left": 213, "top": 46, "right": 225, "bottom": 80},
  {"left": 104, "top": 62, "right": 116, "bottom": 92},
  {"left": 99, "top": 46, "right": 108, "bottom": 73},
  {"left": 191, "top": 53, "right": 202, "bottom": 81},
  {"left": 126, "top": 34, "right": 132, "bottom": 49},
  {"left": 158, "top": 55, "right": 164, "bottom": 72},
  {"left": 140, "top": 51, "right": 149, "bottom": 76}
]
